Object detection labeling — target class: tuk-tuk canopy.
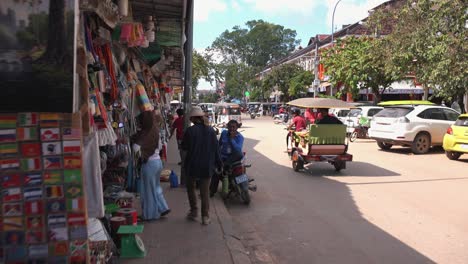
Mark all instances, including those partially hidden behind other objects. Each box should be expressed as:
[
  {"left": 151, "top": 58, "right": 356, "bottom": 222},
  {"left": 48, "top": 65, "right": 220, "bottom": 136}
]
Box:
[{"left": 287, "top": 98, "right": 356, "bottom": 109}]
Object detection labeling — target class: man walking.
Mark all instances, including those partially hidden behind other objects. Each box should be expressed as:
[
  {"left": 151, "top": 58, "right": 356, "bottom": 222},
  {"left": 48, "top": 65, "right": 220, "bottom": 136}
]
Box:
[{"left": 182, "top": 106, "right": 222, "bottom": 225}]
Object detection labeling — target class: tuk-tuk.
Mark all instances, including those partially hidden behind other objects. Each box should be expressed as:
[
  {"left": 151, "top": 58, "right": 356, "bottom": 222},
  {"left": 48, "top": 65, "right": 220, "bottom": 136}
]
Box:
[
  {"left": 286, "top": 98, "right": 356, "bottom": 172},
  {"left": 213, "top": 103, "right": 242, "bottom": 127}
]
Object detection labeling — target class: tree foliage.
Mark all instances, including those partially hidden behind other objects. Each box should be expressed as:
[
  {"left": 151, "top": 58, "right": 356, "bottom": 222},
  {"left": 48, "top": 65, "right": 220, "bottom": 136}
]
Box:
[
  {"left": 369, "top": 0, "right": 467, "bottom": 100},
  {"left": 207, "top": 20, "right": 300, "bottom": 100},
  {"left": 321, "top": 36, "right": 398, "bottom": 102},
  {"left": 261, "top": 63, "right": 303, "bottom": 101}
]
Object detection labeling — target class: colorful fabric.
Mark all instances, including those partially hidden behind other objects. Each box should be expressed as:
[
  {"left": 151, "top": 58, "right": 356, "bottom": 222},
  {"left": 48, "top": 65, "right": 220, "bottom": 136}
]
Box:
[
  {"left": 0, "top": 129, "right": 16, "bottom": 142},
  {"left": 136, "top": 84, "right": 153, "bottom": 111},
  {"left": 18, "top": 113, "right": 38, "bottom": 126},
  {"left": 0, "top": 114, "right": 17, "bottom": 128},
  {"left": 17, "top": 127, "right": 38, "bottom": 141},
  {"left": 0, "top": 143, "right": 18, "bottom": 155}
]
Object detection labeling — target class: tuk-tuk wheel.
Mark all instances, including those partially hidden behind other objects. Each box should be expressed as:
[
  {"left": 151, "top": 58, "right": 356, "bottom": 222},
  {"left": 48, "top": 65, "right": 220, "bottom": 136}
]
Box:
[
  {"left": 292, "top": 151, "right": 304, "bottom": 172},
  {"left": 334, "top": 161, "right": 346, "bottom": 172}
]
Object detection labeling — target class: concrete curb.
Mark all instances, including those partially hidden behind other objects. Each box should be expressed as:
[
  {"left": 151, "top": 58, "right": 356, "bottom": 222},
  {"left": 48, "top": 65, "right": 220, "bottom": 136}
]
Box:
[{"left": 213, "top": 197, "right": 252, "bottom": 264}]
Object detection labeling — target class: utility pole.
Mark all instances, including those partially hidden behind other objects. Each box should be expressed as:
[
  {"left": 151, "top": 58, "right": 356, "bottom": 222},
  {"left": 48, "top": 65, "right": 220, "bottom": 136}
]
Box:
[{"left": 313, "top": 40, "right": 320, "bottom": 98}]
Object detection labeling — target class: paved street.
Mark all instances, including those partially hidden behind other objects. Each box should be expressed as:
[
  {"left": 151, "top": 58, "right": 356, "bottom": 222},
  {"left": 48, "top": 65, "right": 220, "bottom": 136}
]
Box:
[{"left": 224, "top": 116, "right": 468, "bottom": 264}]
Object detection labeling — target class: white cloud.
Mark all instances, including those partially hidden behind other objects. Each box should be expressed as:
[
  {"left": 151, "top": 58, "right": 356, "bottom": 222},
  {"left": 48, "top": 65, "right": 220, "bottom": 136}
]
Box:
[
  {"left": 194, "top": 0, "right": 228, "bottom": 22},
  {"left": 232, "top": 0, "right": 241, "bottom": 11},
  {"left": 325, "top": 0, "right": 388, "bottom": 31},
  {"left": 242, "top": 0, "right": 321, "bottom": 16}
]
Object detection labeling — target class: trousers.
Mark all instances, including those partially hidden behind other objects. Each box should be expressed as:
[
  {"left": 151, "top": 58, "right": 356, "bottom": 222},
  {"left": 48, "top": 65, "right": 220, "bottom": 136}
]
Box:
[
  {"left": 140, "top": 159, "right": 169, "bottom": 220},
  {"left": 187, "top": 177, "right": 210, "bottom": 217}
]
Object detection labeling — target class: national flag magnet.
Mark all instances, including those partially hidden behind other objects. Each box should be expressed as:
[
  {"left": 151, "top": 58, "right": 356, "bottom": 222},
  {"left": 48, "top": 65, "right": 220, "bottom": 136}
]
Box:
[
  {"left": 20, "top": 142, "right": 41, "bottom": 157},
  {"left": 62, "top": 140, "right": 81, "bottom": 153},
  {"left": 40, "top": 128, "right": 60, "bottom": 141},
  {"left": 20, "top": 157, "right": 42, "bottom": 171},
  {"left": 42, "top": 141, "right": 61, "bottom": 155},
  {"left": 43, "top": 156, "right": 62, "bottom": 170},
  {"left": 18, "top": 112, "right": 39, "bottom": 126},
  {"left": 17, "top": 127, "right": 38, "bottom": 141}
]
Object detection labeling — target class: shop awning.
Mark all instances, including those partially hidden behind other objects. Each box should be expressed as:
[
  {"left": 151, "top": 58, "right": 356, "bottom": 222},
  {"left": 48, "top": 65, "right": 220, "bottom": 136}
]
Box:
[{"left": 320, "top": 82, "right": 331, "bottom": 87}]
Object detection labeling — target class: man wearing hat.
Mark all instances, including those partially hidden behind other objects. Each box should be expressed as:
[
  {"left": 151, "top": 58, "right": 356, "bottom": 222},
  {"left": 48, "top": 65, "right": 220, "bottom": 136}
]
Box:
[{"left": 182, "top": 106, "right": 222, "bottom": 225}]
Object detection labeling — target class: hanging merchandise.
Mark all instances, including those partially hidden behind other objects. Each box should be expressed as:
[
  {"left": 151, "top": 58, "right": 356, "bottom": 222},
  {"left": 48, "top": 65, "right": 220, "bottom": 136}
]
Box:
[{"left": 135, "top": 84, "right": 153, "bottom": 112}]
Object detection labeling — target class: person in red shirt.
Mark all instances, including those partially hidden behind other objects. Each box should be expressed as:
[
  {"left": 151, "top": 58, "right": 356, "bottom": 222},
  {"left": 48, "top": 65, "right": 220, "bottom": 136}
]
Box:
[
  {"left": 304, "top": 108, "right": 317, "bottom": 124},
  {"left": 288, "top": 108, "right": 307, "bottom": 131},
  {"left": 170, "top": 108, "right": 184, "bottom": 165}
]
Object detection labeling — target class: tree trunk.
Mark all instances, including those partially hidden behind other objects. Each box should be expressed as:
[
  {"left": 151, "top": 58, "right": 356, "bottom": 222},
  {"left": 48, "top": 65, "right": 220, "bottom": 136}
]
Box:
[
  {"left": 422, "top": 84, "right": 429, "bottom": 101},
  {"left": 43, "top": 0, "right": 67, "bottom": 65}
]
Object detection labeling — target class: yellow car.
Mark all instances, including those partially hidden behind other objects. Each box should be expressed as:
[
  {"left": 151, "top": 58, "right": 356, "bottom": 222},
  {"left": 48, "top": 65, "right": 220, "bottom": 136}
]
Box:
[{"left": 443, "top": 114, "right": 468, "bottom": 160}]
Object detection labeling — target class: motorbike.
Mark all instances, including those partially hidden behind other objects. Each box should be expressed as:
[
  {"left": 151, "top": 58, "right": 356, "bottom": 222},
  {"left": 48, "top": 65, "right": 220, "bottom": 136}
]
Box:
[
  {"left": 249, "top": 108, "right": 262, "bottom": 119},
  {"left": 274, "top": 112, "right": 289, "bottom": 124},
  {"left": 349, "top": 124, "right": 369, "bottom": 142},
  {"left": 219, "top": 156, "right": 256, "bottom": 205}
]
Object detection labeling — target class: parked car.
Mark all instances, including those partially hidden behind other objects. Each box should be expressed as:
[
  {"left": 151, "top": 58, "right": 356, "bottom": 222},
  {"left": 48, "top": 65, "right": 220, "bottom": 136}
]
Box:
[
  {"left": 369, "top": 104, "right": 460, "bottom": 154},
  {"left": 443, "top": 114, "right": 468, "bottom": 160},
  {"left": 330, "top": 108, "right": 351, "bottom": 124},
  {"left": 344, "top": 106, "right": 383, "bottom": 133}
]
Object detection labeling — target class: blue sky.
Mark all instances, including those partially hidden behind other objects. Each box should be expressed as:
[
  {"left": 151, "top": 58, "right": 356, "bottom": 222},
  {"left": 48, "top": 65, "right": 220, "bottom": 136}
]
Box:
[{"left": 193, "top": 0, "right": 387, "bottom": 89}]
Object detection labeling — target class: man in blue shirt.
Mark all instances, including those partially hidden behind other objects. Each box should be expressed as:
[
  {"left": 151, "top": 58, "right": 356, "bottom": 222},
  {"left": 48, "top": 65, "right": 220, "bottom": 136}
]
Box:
[{"left": 210, "top": 120, "right": 244, "bottom": 197}]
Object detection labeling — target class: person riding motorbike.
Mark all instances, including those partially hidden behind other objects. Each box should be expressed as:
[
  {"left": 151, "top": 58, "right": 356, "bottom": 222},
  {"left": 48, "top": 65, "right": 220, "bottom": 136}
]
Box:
[
  {"left": 288, "top": 108, "right": 307, "bottom": 131},
  {"left": 210, "top": 120, "right": 244, "bottom": 197}
]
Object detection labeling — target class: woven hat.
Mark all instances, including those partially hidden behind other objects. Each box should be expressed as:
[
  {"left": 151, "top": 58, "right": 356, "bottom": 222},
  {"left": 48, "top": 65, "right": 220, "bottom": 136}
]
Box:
[{"left": 189, "top": 106, "right": 205, "bottom": 117}]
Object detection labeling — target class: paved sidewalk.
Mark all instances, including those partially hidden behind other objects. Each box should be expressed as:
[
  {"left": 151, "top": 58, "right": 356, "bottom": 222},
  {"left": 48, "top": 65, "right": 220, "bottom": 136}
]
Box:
[{"left": 121, "top": 137, "right": 251, "bottom": 264}]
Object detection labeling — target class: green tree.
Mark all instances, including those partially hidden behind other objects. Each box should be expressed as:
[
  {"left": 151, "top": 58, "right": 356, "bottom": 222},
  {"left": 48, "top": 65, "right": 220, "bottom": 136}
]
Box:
[
  {"left": 261, "top": 63, "right": 303, "bottom": 101},
  {"left": 192, "top": 50, "right": 211, "bottom": 90},
  {"left": 288, "top": 70, "right": 313, "bottom": 98},
  {"left": 208, "top": 20, "right": 300, "bottom": 99},
  {"left": 370, "top": 0, "right": 467, "bottom": 100},
  {"left": 321, "top": 36, "right": 397, "bottom": 102}
]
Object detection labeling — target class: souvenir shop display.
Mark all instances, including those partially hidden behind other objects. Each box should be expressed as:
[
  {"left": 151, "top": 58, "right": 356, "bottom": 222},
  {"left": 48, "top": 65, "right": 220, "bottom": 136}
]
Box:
[{"left": 0, "top": 112, "right": 88, "bottom": 263}]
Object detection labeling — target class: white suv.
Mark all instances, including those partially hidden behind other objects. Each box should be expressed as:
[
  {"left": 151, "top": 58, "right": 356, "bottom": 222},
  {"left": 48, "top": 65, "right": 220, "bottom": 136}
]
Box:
[
  {"left": 345, "top": 106, "right": 383, "bottom": 133},
  {"left": 369, "top": 105, "right": 460, "bottom": 154}
]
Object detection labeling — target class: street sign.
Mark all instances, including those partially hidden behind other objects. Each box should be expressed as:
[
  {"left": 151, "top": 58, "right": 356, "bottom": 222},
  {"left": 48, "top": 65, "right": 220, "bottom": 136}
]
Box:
[
  {"left": 245, "top": 91, "right": 250, "bottom": 97},
  {"left": 313, "top": 79, "right": 320, "bottom": 86}
]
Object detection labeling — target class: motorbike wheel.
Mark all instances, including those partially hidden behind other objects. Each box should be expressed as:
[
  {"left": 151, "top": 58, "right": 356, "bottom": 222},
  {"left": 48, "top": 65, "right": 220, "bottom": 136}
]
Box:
[
  {"left": 349, "top": 131, "right": 358, "bottom": 142},
  {"left": 240, "top": 189, "right": 251, "bottom": 205},
  {"left": 250, "top": 114, "right": 256, "bottom": 119}
]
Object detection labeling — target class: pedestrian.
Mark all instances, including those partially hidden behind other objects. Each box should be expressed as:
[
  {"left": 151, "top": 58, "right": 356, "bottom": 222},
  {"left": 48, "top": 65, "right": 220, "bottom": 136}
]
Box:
[
  {"left": 315, "top": 108, "right": 343, "bottom": 124},
  {"left": 169, "top": 108, "right": 184, "bottom": 165},
  {"left": 182, "top": 106, "right": 222, "bottom": 225},
  {"left": 132, "top": 110, "right": 171, "bottom": 221}
]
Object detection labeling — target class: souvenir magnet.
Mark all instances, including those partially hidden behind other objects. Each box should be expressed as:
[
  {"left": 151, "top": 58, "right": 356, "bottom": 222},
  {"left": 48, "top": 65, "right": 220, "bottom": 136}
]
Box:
[
  {"left": 43, "top": 170, "right": 62, "bottom": 184},
  {"left": 43, "top": 156, "right": 62, "bottom": 170},
  {"left": 0, "top": 129, "right": 16, "bottom": 143},
  {"left": 69, "top": 225, "right": 88, "bottom": 240},
  {"left": 64, "top": 170, "right": 82, "bottom": 183},
  {"left": 2, "top": 187, "right": 22, "bottom": 202},
  {"left": 3, "top": 217, "right": 24, "bottom": 231},
  {"left": 20, "top": 157, "right": 42, "bottom": 171},
  {"left": 67, "top": 197, "right": 84, "bottom": 212},
  {"left": 3, "top": 203, "right": 22, "bottom": 217},
  {"left": 24, "top": 172, "right": 42, "bottom": 186},
  {"left": 65, "top": 185, "right": 83, "bottom": 198},
  {"left": 67, "top": 213, "right": 86, "bottom": 226},
  {"left": 5, "top": 245, "right": 27, "bottom": 261},
  {"left": 17, "top": 127, "right": 38, "bottom": 141},
  {"left": 62, "top": 140, "right": 81, "bottom": 153},
  {"left": 28, "top": 244, "right": 48, "bottom": 258},
  {"left": 25, "top": 200, "right": 44, "bottom": 215},
  {"left": 63, "top": 155, "right": 81, "bottom": 169},
  {"left": 42, "top": 141, "right": 61, "bottom": 156},
  {"left": 49, "top": 241, "right": 69, "bottom": 256},
  {"left": 70, "top": 240, "right": 88, "bottom": 256},
  {"left": 4, "top": 230, "right": 25, "bottom": 244},
  {"left": 0, "top": 114, "right": 17, "bottom": 128},
  {"left": 2, "top": 173, "right": 22, "bottom": 188},
  {"left": 24, "top": 187, "right": 43, "bottom": 201},
  {"left": 48, "top": 225, "right": 68, "bottom": 241},
  {"left": 27, "top": 216, "right": 44, "bottom": 230},
  {"left": 0, "top": 158, "right": 20, "bottom": 170},
  {"left": 20, "top": 142, "right": 41, "bottom": 157},
  {"left": 40, "top": 128, "right": 60, "bottom": 141},
  {"left": 0, "top": 143, "right": 18, "bottom": 156},
  {"left": 62, "top": 127, "right": 81, "bottom": 140},
  {"left": 39, "top": 113, "right": 61, "bottom": 127},
  {"left": 18, "top": 112, "right": 39, "bottom": 126},
  {"left": 26, "top": 230, "right": 45, "bottom": 244},
  {"left": 47, "top": 199, "right": 66, "bottom": 213},
  {"left": 46, "top": 185, "right": 64, "bottom": 199}
]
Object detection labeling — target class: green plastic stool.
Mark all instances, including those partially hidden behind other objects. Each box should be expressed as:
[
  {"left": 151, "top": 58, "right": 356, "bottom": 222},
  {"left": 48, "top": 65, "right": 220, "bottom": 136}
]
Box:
[{"left": 117, "top": 225, "right": 146, "bottom": 258}]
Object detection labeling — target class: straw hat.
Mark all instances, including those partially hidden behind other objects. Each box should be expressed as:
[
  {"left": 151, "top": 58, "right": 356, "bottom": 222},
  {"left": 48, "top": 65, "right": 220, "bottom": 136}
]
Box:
[{"left": 189, "top": 106, "right": 205, "bottom": 117}]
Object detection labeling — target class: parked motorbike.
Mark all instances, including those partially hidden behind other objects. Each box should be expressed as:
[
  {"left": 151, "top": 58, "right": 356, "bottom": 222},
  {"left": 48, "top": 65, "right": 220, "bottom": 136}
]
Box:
[
  {"left": 249, "top": 109, "right": 262, "bottom": 119},
  {"left": 219, "top": 157, "right": 256, "bottom": 205},
  {"left": 349, "top": 124, "right": 369, "bottom": 142},
  {"left": 274, "top": 113, "right": 289, "bottom": 124}
]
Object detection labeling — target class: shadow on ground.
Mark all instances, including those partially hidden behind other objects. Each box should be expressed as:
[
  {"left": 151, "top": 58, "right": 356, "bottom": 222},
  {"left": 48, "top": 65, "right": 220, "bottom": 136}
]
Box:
[{"left": 224, "top": 137, "right": 435, "bottom": 264}]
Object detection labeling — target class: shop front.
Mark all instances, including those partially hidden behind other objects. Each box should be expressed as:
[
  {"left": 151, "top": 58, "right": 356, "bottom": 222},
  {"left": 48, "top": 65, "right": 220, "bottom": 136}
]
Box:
[{"left": 0, "top": 0, "right": 192, "bottom": 263}]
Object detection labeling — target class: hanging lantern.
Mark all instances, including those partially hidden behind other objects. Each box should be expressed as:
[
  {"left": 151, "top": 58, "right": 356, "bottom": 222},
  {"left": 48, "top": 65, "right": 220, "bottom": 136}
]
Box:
[{"left": 118, "top": 0, "right": 128, "bottom": 17}]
